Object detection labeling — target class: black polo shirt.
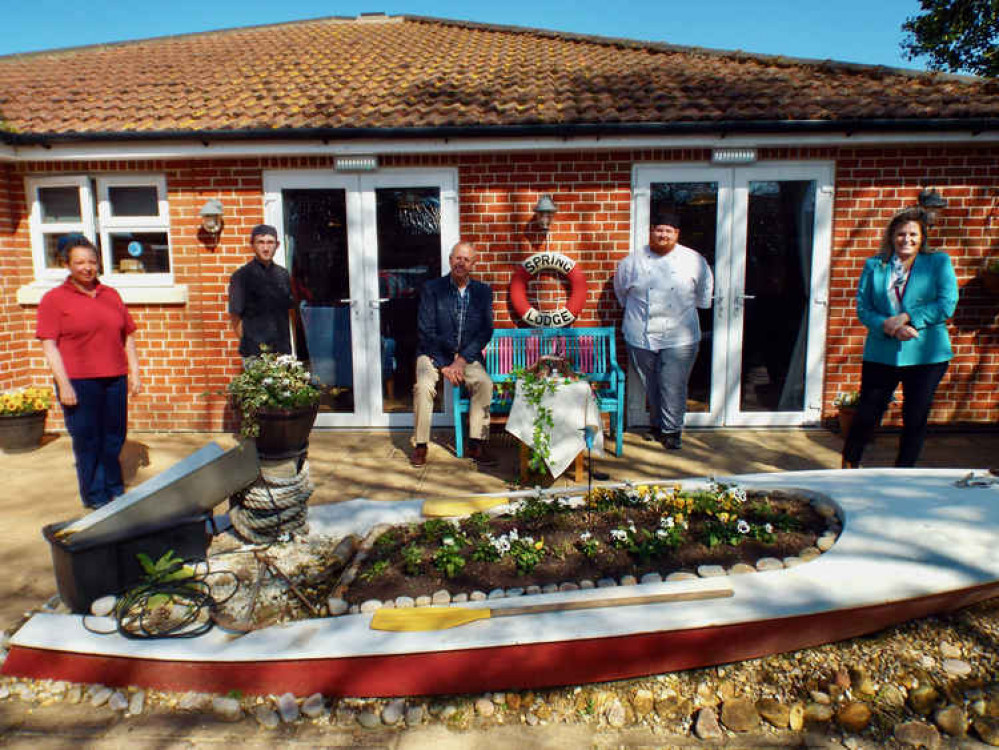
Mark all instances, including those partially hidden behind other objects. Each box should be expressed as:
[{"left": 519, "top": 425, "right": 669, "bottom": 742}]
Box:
[{"left": 228, "top": 258, "right": 294, "bottom": 357}]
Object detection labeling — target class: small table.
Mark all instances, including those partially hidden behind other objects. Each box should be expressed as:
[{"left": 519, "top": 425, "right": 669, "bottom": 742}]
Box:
[{"left": 505, "top": 378, "right": 604, "bottom": 481}]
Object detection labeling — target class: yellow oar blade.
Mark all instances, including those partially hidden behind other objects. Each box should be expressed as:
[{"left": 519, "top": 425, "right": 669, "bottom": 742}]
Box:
[
  {"left": 421, "top": 497, "right": 509, "bottom": 517},
  {"left": 370, "top": 607, "right": 492, "bottom": 631}
]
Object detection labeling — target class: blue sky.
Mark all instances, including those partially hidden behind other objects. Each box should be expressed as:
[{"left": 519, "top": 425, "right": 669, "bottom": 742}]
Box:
[{"left": 3, "top": 0, "right": 931, "bottom": 70}]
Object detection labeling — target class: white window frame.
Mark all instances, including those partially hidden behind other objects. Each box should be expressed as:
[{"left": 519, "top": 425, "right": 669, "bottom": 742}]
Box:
[
  {"left": 20, "top": 173, "right": 186, "bottom": 304},
  {"left": 96, "top": 174, "right": 172, "bottom": 287},
  {"left": 26, "top": 175, "right": 97, "bottom": 283}
]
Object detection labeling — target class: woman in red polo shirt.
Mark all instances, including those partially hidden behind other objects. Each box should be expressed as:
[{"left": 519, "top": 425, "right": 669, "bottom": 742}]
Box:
[{"left": 36, "top": 235, "right": 142, "bottom": 509}]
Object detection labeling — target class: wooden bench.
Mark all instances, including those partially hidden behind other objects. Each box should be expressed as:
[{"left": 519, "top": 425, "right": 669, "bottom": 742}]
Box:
[{"left": 453, "top": 326, "right": 625, "bottom": 458}]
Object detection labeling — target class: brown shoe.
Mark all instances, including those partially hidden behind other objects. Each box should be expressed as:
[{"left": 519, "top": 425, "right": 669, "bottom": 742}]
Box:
[
  {"left": 467, "top": 442, "right": 498, "bottom": 467},
  {"left": 410, "top": 444, "right": 428, "bottom": 467}
]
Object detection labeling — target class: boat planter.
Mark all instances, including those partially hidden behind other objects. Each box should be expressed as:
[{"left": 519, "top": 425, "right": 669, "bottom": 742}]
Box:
[
  {"left": 4, "top": 468, "right": 998, "bottom": 698},
  {"left": 0, "top": 410, "right": 47, "bottom": 451},
  {"left": 253, "top": 403, "right": 319, "bottom": 459}
]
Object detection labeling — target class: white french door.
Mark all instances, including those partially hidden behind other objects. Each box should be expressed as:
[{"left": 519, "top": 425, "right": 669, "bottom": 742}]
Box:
[
  {"left": 630, "top": 162, "right": 833, "bottom": 427},
  {"left": 263, "top": 169, "right": 459, "bottom": 427}
]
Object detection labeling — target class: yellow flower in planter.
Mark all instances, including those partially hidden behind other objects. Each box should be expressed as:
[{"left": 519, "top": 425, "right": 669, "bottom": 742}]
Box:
[{"left": 0, "top": 386, "right": 54, "bottom": 417}]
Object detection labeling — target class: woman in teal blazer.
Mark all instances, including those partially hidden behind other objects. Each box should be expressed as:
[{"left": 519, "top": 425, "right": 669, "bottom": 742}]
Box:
[{"left": 842, "top": 208, "right": 958, "bottom": 468}]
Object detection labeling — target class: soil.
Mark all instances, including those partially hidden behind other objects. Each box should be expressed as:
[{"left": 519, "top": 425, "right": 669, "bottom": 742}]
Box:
[{"left": 344, "top": 489, "right": 830, "bottom": 605}]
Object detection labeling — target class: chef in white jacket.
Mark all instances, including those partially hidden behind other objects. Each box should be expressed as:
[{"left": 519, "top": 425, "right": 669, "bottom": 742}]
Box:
[{"left": 614, "top": 212, "right": 713, "bottom": 449}]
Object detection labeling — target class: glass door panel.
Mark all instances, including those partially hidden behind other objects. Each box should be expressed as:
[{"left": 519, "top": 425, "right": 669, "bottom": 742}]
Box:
[
  {"left": 650, "top": 181, "right": 719, "bottom": 416},
  {"left": 373, "top": 188, "right": 444, "bottom": 414},
  {"left": 282, "top": 189, "right": 355, "bottom": 415},
  {"left": 739, "top": 180, "right": 815, "bottom": 412}
]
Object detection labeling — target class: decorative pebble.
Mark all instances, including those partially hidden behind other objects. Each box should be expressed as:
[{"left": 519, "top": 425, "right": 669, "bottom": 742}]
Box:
[
  {"left": 431, "top": 590, "right": 451, "bottom": 605},
  {"left": 756, "top": 558, "right": 784, "bottom": 571},
  {"left": 789, "top": 702, "right": 805, "bottom": 731},
  {"left": 452, "top": 593, "right": 468, "bottom": 603},
  {"left": 640, "top": 572, "right": 663, "bottom": 584},
  {"left": 810, "top": 690, "right": 832, "bottom": 705},
  {"left": 909, "top": 685, "right": 940, "bottom": 715},
  {"left": 631, "top": 689, "right": 653, "bottom": 717},
  {"left": 212, "top": 696, "right": 242, "bottom": 721},
  {"left": 492, "top": 692, "right": 505, "bottom": 704},
  {"left": 783, "top": 557, "right": 804, "bottom": 568},
  {"left": 837, "top": 701, "right": 872, "bottom": 732},
  {"left": 357, "top": 711, "right": 382, "bottom": 729},
  {"left": 934, "top": 705, "right": 967, "bottom": 737},
  {"left": 973, "top": 716, "right": 999, "bottom": 745},
  {"left": 255, "top": 705, "right": 280, "bottom": 729},
  {"left": 804, "top": 702, "right": 834, "bottom": 723},
  {"left": 757, "top": 698, "right": 790, "bottom": 728},
  {"left": 597, "top": 578, "right": 617, "bottom": 588},
  {"left": 127, "top": 690, "right": 145, "bottom": 715},
  {"left": 579, "top": 580, "right": 596, "bottom": 589},
  {"left": 0, "top": 685, "right": 9, "bottom": 701},
  {"left": 475, "top": 697, "right": 495, "bottom": 717},
  {"left": 721, "top": 698, "right": 759, "bottom": 732},
  {"left": 382, "top": 698, "right": 405, "bottom": 725},
  {"left": 799, "top": 547, "right": 822, "bottom": 561},
  {"left": 301, "top": 693, "right": 325, "bottom": 719},
  {"left": 942, "top": 659, "right": 972, "bottom": 677},
  {"left": 66, "top": 685, "right": 83, "bottom": 704},
  {"left": 939, "top": 641, "right": 962, "bottom": 659},
  {"left": 542, "top": 583, "right": 559, "bottom": 594},
  {"left": 90, "top": 596, "right": 116, "bottom": 617},
  {"left": 327, "top": 598, "right": 349, "bottom": 616},
  {"left": 666, "top": 572, "right": 698, "bottom": 581},
  {"left": 620, "top": 575, "right": 637, "bottom": 586},
  {"left": 894, "top": 720, "right": 941, "bottom": 749},
  {"left": 277, "top": 692, "right": 300, "bottom": 723},
  {"left": 487, "top": 588, "right": 506, "bottom": 600},
  {"left": 359, "top": 599, "right": 382, "bottom": 613},
  {"left": 697, "top": 565, "right": 726, "bottom": 578},
  {"left": 605, "top": 699, "right": 626, "bottom": 728},
  {"left": 349, "top": 604, "right": 360, "bottom": 614},
  {"left": 559, "top": 582, "right": 579, "bottom": 592},
  {"left": 108, "top": 691, "right": 128, "bottom": 711},
  {"left": 812, "top": 500, "right": 838, "bottom": 519},
  {"left": 816, "top": 534, "right": 837, "bottom": 552},
  {"left": 90, "top": 687, "right": 112, "bottom": 707},
  {"left": 728, "top": 563, "right": 756, "bottom": 575},
  {"left": 405, "top": 705, "right": 425, "bottom": 726},
  {"left": 470, "top": 591, "right": 487, "bottom": 602},
  {"left": 395, "top": 596, "right": 415, "bottom": 609},
  {"left": 526, "top": 585, "right": 542, "bottom": 595},
  {"left": 414, "top": 595, "right": 432, "bottom": 607},
  {"left": 525, "top": 712, "right": 539, "bottom": 726},
  {"left": 695, "top": 707, "right": 722, "bottom": 739}
]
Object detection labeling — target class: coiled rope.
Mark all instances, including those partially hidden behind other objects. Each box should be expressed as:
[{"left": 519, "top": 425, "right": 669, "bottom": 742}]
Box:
[{"left": 229, "top": 460, "right": 313, "bottom": 544}]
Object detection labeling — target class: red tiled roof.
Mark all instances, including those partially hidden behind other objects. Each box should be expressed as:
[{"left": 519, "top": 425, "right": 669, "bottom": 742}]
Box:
[{"left": 0, "top": 15, "right": 996, "bottom": 140}]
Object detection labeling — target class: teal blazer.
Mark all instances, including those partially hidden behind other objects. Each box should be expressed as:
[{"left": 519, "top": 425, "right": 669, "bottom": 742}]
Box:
[{"left": 856, "top": 251, "right": 958, "bottom": 366}]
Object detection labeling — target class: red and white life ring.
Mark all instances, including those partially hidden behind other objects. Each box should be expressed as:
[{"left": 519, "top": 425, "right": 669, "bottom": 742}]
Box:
[{"left": 509, "top": 251, "right": 588, "bottom": 328}]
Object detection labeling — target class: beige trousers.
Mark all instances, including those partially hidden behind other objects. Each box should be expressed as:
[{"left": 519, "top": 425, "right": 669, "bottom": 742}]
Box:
[{"left": 413, "top": 355, "right": 493, "bottom": 445}]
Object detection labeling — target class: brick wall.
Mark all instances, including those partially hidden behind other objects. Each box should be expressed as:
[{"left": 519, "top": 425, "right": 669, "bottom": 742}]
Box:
[{"left": 4, "top": 145, "right": 997, "bottom": 431}]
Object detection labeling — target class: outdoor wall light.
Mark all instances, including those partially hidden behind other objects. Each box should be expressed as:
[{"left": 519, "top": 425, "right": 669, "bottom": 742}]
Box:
[
  {"left": 917, "top": 187, "right": 947, "bottom": 209},
  {"left": 199, "top": 199, "right": 225, "bottom": 235},
  {"left": 533, "top": 194, "right": 558, "bottom": 231}
]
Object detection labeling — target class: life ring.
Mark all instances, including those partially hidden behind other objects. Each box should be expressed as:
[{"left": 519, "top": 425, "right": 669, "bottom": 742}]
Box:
[{"left": 509, "top": 252, "right": 588, "bottom": 328}]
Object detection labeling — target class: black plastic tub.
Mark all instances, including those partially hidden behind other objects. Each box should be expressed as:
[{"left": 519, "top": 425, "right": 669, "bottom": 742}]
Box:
[{"left": 43, "top": 515, "right": 210, "bottom": 614}]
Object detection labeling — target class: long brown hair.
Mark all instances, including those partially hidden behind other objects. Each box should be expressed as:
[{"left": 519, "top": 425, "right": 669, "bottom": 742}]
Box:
[{"left": 877, "top": 208, "right": 932, "bottom": 262}]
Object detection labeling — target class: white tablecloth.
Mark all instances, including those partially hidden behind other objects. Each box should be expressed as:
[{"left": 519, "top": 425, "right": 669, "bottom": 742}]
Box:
[{"left": 505, "top": 379, "right": 604, "bottom": 477}]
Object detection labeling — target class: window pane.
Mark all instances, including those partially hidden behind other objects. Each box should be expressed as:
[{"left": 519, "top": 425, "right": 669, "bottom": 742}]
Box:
[
  {"left": 39, "top": 187, "right": 81, "bottom": 223},
  {"left": 108, "top": 186, "right": 159, "bottom": 217},
  {"left": 44, "top": 233, "right": 103, "bottom": 272},
  {"left": 109, "top": 232, "right": 170, "bottom": 273}
]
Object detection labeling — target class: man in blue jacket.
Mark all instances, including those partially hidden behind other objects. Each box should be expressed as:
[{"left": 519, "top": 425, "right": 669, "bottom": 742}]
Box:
[{"left": 411, "top": 241, "right": 495, "bottom": 467}]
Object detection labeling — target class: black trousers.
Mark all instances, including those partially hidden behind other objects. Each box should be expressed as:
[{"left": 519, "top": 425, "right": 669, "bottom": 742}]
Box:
[{"left": 842, "top": 359, "right": 948, "bottom": 468}]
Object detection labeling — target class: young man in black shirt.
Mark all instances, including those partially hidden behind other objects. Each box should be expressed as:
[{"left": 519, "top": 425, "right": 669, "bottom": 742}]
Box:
[{"left": 228, "top": 224, "right": 295, "bottom": 358}]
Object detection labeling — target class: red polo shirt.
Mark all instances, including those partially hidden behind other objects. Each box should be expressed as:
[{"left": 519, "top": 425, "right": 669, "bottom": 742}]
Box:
[{"left": 36, "top": 280, "right": 137, "bottom": 378}]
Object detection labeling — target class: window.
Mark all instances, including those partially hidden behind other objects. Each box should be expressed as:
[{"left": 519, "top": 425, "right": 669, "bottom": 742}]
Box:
[{"left": 26, "top": 174, "right": 173, "bottom": 286}]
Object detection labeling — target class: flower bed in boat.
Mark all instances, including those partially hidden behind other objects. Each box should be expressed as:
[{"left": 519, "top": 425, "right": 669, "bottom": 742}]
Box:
[{"left": 343, "top": 482, "right": 833, "bottom": 605}]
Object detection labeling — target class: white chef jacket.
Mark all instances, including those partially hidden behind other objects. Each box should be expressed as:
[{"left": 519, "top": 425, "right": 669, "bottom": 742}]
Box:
[{"left": 614, "top": 243, "right": 714, "bottom": 351}]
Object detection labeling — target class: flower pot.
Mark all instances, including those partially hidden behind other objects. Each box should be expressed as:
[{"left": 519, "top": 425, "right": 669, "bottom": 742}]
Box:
[
  {"left": 0, "top": 410, "right": 47, "bottom": 451},
  {"left": 837, "top": 407, "right": 855, "bottom": 438},
  {"left": 253, "top": 403, "right": 319, "bottom": 460}
]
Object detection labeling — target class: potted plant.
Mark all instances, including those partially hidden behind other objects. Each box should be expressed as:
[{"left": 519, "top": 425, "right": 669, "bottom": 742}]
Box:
[
  {"left": 983, "top": 256, "right": 999, "bottom": 294},
  {"left": 0, "top": 385, "right": 54, "bottom": 450},
  {"left": 832, "top": 391, "right": 860, "bottom": 437},
  {"left": 227, "top": 351, "right": 320, "bottom": 459}
]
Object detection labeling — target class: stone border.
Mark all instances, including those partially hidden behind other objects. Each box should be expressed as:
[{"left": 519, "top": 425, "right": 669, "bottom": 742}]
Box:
[{"left": 329, "top": 490, "right": 843, "bottom": 616}]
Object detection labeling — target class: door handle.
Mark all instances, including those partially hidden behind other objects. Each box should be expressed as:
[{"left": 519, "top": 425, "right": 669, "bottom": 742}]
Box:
[
  {"left": 338, "top": 298, "right": 357, "bottom": 308},
  {"left": 368, "top": 298, "right": 390, "bottom": 309}
]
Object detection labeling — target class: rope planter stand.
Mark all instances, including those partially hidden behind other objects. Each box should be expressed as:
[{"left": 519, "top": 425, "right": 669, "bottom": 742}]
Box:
[{"left": 229, "top": 458, "right": 314, "bottom": 544}]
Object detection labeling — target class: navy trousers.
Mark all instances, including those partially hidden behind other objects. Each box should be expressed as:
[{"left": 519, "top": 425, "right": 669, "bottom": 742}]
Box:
[
  {"left": 842, "top": 360, "right": 948, "bottom": 468},
  {"left": 62, "top": 376, "right": 128, "bottom": 508}
]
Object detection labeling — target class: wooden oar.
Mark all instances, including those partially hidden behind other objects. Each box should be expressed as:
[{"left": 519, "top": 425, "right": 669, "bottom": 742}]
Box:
[{"left": 369, "top": 581, "right": 733, "bottom": 631}]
